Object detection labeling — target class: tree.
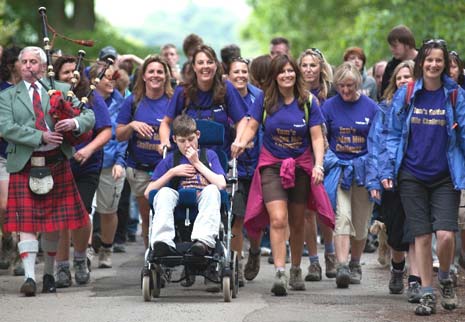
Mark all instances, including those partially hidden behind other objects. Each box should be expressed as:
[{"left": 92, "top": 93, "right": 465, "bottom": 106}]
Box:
[{"left": 242, "top": 0, "right": 465, "bottom": 67}]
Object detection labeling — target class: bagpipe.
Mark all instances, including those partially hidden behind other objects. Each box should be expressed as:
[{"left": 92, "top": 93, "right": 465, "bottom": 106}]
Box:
[{"left": 36, "top": 7, "right": 113, "bottom": 146}]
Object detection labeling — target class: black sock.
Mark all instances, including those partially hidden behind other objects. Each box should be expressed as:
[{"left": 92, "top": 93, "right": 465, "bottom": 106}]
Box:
[
  {"left": 101, "top": 242, "right": 113, "bottom": 249},
  {"left": 391, "top": 259, "right": 405, "bottom": 271},
  {"left": 408, "top": 275, "right": 421, "bottom": 285}
]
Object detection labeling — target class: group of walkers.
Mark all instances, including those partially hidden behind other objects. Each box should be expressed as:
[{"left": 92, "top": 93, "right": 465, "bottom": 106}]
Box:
[{"left": 0, "top": 23, "right": 464, "bottom": 317}]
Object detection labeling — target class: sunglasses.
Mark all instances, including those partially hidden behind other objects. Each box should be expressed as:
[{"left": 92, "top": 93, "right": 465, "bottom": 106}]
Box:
[
  {"left": 231, "top": 56, "right": 250, "bottom": 65},
  {"left": 450, "top": 50, "right": 460, "bottom": 58},
  {"left": 423, "top": 39, "right": 447, "bottom": 47},
  {"left": 310, "top": 48, "right": 324, "bottom": 59}
]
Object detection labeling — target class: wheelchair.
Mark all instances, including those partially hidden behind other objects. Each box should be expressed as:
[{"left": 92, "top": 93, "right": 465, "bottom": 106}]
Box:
[{"left": 141, "top": 120, "right": 239, "bottom": 302}]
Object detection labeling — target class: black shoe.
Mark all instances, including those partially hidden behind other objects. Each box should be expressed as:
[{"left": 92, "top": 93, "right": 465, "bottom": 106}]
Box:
[
  {"left": 389, "top": 269, "right": 405, "bottom": 294},
  {"left": 20, "top": 278, "right": 36, "bottom": 296},
  {"left": 152, "top": 242, "right": 178, "bottom": 258},
  {"left": 189, "top": 241, "right": 210, "bottom": 256},
  {"left": 42, "top": 274, "right": 56, "bottom": 293},
  {"left": 363, "top": 239, "right": 377, "bottom": 253}
]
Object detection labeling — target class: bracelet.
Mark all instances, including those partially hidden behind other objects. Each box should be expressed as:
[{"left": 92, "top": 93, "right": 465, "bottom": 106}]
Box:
[{"left": 315, "top": 165, "right": 324, "bottom": 172}]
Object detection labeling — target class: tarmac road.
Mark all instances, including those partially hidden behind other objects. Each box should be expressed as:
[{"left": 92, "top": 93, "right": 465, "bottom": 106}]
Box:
[{"left": 0, "top": 239, "right": 464, "bottom": 322}]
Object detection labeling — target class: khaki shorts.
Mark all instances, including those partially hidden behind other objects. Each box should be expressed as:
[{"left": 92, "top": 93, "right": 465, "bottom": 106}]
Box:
[
  {"left": 95, "top": 167, "right": 126, "bottom": 214},
  {"left": 335, "top": 182, "right": 374, "bottom": 240},
  {"left": 126, "top": 167, "right": 151, "bottom": 197},
  {"left": 459, "top": 190, "right": 465, "bottom": 230},
  {"left": 0, "top": 157, "right": 9, "bottom": 181}
]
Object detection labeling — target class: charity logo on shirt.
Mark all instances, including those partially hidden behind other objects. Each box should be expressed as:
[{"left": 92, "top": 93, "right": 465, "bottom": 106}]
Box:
[
  {"left": 134, "top": 124, "right": 160, "bottom": 152},
  {"left": 335, "top": 122, "right": 369, "bottom": 154},
  {"left": 179, "top": 171, "right": 211, "bottom": 189},
  {"left": 410, "top": 106, "right": 446, "bottom": 127},
  {"left": 272, "top": 120, "right": 306, "bottom": 150}
]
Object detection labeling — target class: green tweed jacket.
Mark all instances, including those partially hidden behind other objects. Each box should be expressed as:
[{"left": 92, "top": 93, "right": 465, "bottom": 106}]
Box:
[{"left": 0, "top": 79, "right": 95, "bottom": 173}]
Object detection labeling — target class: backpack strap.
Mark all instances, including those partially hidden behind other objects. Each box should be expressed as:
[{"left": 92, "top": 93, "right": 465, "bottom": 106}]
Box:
[
  {"left": 262, "top": 94, "right": 313, "bottom": 126},
  {"left": 451, "top": 88, "right": 459, "bottom": 129},
  {"left": 168, "top": 148, "right": 210, "bottom": 189}
]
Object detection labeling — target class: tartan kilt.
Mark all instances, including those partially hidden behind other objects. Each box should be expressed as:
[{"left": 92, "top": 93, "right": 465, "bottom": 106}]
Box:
[{"left": 4, "top": 153, "right": 89, "bottom": 233}]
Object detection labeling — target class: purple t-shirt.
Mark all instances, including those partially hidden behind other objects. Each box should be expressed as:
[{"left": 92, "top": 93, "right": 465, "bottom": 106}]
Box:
[
  {"left": 116, "top": 94, "right": 168, "bottom": 170},
  {"left": 402, "top": 88, "right": 449, "bottom": 182},
  {"left": 166, "top": 81, "right": 247, "bottom": 151},
  {"left": 322, "top": 94, "right": 378, "bottom": 160},
  {"left": 251, "top": 97, "right": 324, "bottom": 159},
  {"left": 151, "top": 149, "right": 225, "bottom": 190},
  {"left": 71, "top": 92, "right": 112, "bottom": 175}
]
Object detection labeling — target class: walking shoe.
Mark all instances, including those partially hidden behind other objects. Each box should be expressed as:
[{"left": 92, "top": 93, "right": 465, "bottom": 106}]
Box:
[
  {"left": 324, "top": 253, "right": 337, "bottom": 278},
  {"left": 55, "top": 265, "right": 72, "bottom": 288},
  {"left": 189, "top": 240, "right": 210, "bottom": 257},
  {"left": 112, "top": 243, "right": 126, "bottom": 253},
  {"left": 86, "top": 247, "right": 96, "bottom": 272},
  {"left": 363, "top": 235, "right": 377, "bottom": 253},
  {"left": 238, "top": 260, "right": 245, "bottom": 287},
  {"left": 305, "top": 262, "right": 322, "bottom": 281},
  {"left": 12, "top": 255, "right": 24, "bottom": 276},
  {"left": 450, "top": 268, "right": 458, "bottom": 288},
  {"left": 438, "top": 278, "right": 457, "bottom": 310},
  {"left": 244, "top": 248, "right": 261, "bottom": 281},
  {"left": 349, "top": 262, "right": 362, "bottom": 284},
  {"left": 127, "top": 234, "right": 136, "bottom": 243},
  {"left": 271, "top": 270, "right": 288, "bottom": 296},
  {"left": 407, "top": 281, "right": 422, "bottom": 303},
  {"left": 98, "top": 247, "right": 112, "bottom": 268},
  {"left": 73, "top": 258, "right": 90, "bottom": 285},
  {"left": 20, "top": 278, "right": 36, "bottom": 297},
  {"left": 388, "top": 269, "right": 405, "bottom": 294},
  {"left": 289, "top": 267, "right": 306, "bottom": 290},
  {"left": 335, "top": 264, "right": 350, "bottom": 288},
  {"left": 42, "top": 274, "right": 56, "bottom": 293},
  {"left": 151, "top": 242, "right": 177, "bottom": 258},
  {"left": 415, "top": 293, "right": 436, "bottom": 316}
]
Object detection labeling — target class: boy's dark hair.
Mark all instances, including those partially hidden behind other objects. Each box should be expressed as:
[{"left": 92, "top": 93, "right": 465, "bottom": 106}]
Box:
[
  {"left": 182, "top": 33, "right": 203, "bottom": 58},
  {"left": 220, "top": 44, "right": 241, "bottom": 64},
  {"left": 387, "top": 25, "right": 416, "bottom": 49},
  {"left": 270, "top": 37, "right": 290, "bottom": 48},
  {"left": 173, "top": 114, "right": 197, "bottom": 137}
]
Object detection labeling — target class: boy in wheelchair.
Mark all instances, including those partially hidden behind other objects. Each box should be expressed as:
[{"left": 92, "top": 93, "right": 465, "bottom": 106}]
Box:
[{"left": 144, "top": 114, "right": 226, "bottom": 258}]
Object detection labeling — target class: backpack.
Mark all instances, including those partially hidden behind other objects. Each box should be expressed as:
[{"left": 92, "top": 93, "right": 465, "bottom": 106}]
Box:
[
  {"left": 168, "top": 148, "right": 211, "bottom": 189},
  {"left": 405, "top": 81, "right": 459, "bottom": 129}
]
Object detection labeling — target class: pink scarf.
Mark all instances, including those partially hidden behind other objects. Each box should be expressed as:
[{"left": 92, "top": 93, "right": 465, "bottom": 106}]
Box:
[{"left": 244, "top": 147, "right": 335, "bottom": 239}]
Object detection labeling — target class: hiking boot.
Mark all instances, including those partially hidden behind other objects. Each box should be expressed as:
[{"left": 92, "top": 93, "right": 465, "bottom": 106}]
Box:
[
  {"left": 73, "top": 258, "right": 90, "bottom": 285},
  {"left": 363, "top": 236, "right": 377, "bottom": 253},
  {"left": 415, "top": 293, "right": 436, "bottom": 316},
  {"left": 42, "top": 274, "right": 56, "bottom": 293},
  {"left": 305, "top": 262, "right": 322, "bottom": 281},
  {"left": 55, "top": 265, "right": 72, "bottom": 288},
  {"left": 238, "top": 260, "right": 245, "bottom": 287},
  {"left": 349, "top": 262, "right": 362, "bottom": 284},
  {"left": 20, "top": 278, "right": 36, "bottom": 297},
  {"left": 324, "top": 253, "right": 337, "bottom": 278},
  {"left": 12, "top": 255, "right": 24, "bottom": 276},
  {"left": 271, "top": 270, "right": 288, "bottom": 296},
  {"left": 388, "top": 269, "right": 405, "bottom": 294},
  {"left": 335, "top": 264, "right": 350, "bottom": 288},
  {"left": 244, "top": 248, "right": 260, "bottom": 281},
  {"left": 450, "top": 269, "right": 458, "bottom": 288},
  {"left": 98, "top": 247, "right": 112, "bottom": 268},
  {"left": 407, "top": 281, "right": 422, "bottom": 303},
  {"left": 289, "top": 267, "right": 306, "bottom": 290},
  {"left": 438, "top": 278, "right": 457, "bottom": 310}
]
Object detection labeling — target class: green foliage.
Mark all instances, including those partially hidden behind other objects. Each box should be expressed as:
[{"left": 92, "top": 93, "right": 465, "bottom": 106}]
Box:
[
  {"left": 243, "top": 0, "right": 465, "bottom": 68},
  {"left": 0, "top": 0, "right": 19, "bottom": 45}
]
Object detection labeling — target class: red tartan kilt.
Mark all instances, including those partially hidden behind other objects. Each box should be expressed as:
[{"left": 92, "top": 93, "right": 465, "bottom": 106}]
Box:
[{"left": 4, "top": 152, "right": 89, "bottom": 233}]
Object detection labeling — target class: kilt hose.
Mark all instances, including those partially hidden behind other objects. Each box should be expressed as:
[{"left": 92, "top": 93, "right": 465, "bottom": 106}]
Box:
[{"left": 4, "top": 150, "right": 89, "bottom": 233}]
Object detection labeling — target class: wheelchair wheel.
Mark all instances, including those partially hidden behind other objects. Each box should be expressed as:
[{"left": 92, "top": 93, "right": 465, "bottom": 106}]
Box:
[
  {"left": 222, "top": 276, "right": 231, "bottom": 302},
  {"left": 151, "top": 269, "right": 161, "bottom": 298},
  {"left": 231, "top": 251, "right": 239, "bottom": 299},
  {"left": 142, "top": 272, "right": 152, "bottom": 302}
]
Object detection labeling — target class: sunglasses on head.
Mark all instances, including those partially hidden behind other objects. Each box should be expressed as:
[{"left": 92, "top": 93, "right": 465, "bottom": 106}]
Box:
[
  {"left": 423, "top": 39, "right": 447, "bottom": 47},
  {"left": 231, "top": 56, "right": 250, "bottom": 65},
  {"left": 309, "top": 48, "right": 324, "bottom": 59},
  {"left": 450, "top": 50, "right": 460, "bottom": 58}
]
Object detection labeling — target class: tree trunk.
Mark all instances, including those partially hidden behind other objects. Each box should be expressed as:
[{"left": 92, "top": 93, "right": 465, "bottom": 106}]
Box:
[{"left": 72, "top": 0, "right": 95, "bottom": 31}]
